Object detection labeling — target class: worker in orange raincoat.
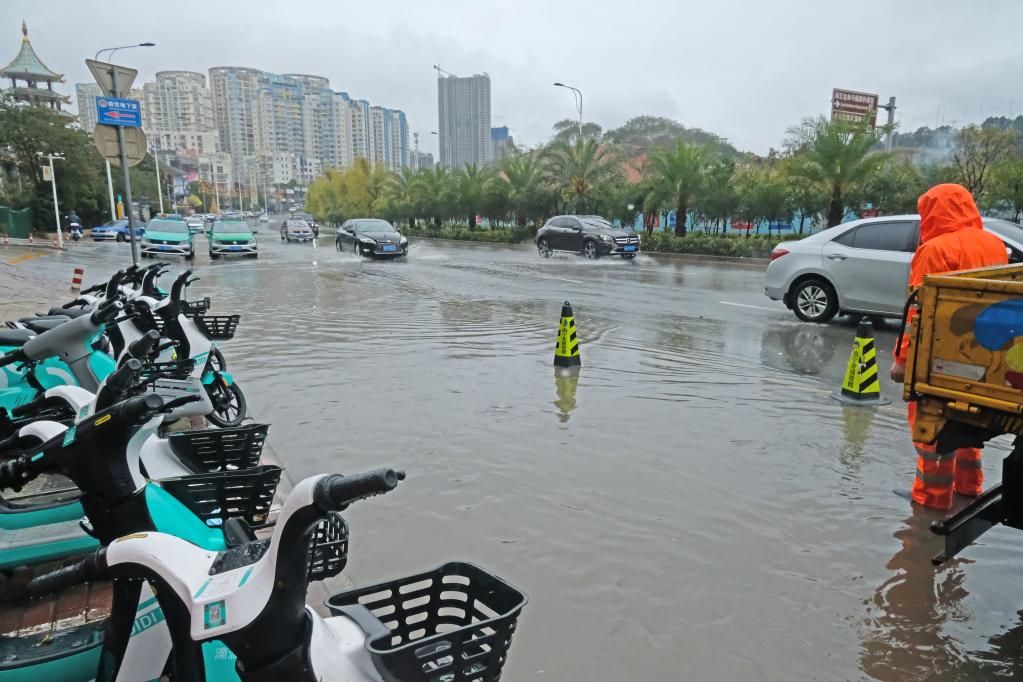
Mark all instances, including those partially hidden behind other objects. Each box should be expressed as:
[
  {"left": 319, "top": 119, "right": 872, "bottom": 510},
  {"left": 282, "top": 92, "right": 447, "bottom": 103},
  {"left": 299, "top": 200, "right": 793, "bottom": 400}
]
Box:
[{"left": 891, "top": 183, "right": 1009, "bottom": 509}]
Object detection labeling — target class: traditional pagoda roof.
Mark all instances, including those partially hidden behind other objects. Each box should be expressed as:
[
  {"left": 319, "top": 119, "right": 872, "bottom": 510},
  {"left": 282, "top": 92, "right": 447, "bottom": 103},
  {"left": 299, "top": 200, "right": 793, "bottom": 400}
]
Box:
[{"left": 1, "top": 22, "right": 63, "bottom": 82}]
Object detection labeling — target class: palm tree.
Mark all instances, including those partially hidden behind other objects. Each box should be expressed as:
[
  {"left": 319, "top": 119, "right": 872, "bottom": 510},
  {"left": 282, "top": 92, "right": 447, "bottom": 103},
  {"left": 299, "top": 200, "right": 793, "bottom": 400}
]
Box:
[
  {"left": 644, "top": 141, "right": 710, "bottom": 237},
  {"left": 385, "top": 166, "right": 419, "bottom": 229},
  {"left": 784, "top": 116, "right": 880, "bottom": 227},
  {"left": 414, "top": 167, "right": 456, "bottom": 227},
  {"left": 500, "top": 155, "right": 543, "bottom": 226},
  {"left": 456, "top": 165, "right": 495, "bottom": 228},
  {"left": 541, "top": 139, "right": 618, "bottom": 214}
]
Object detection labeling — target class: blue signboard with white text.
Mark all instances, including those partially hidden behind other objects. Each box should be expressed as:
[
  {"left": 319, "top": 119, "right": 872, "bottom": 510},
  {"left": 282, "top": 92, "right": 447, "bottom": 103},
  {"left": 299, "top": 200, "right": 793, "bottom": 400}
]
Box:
[{"left": 96, "top": 97, "right": 142, "bottom": 127}]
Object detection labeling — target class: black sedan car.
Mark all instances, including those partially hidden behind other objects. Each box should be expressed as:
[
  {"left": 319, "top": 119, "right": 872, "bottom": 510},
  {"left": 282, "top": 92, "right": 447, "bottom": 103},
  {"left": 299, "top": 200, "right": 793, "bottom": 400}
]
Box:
[
  {"left": 335, "top": 219, "right": 408, "bottom": 258},
  {"left": 281, "top": 219, "right": 315, "bottom": 243},
  {"left": 536, "top": 215, "right": 640, "bottom": 259}
]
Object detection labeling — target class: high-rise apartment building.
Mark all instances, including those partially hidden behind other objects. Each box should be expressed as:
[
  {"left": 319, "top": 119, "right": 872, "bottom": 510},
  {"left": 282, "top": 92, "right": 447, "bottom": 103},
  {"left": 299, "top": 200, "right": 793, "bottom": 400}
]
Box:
[
  {"left": 209, "top": 66, "right": 263, "bottom": 170},
  {"left": 143, "top": 71, "right": 214, "bottom": 133},
  {"left": 490, "top": 126, "right": 514, "bottom": 164},
  {"left": 437, "top": 73, "right": 491, "bottom": 168},
  {"left": 370, "top": 106, "right": 409, "bottom": 172}
]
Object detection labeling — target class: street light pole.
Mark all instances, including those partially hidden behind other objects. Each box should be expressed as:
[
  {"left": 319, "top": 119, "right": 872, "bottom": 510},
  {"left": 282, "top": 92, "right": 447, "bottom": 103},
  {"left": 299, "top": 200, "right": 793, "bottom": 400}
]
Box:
[
  {"left": 154, "top": 148, "right": 164, "bottom": 214},
  {"left": 554, "top": 82, "right": 583, "bottom": 141},
  {"left": 38, "top": 152, "right": 65, "bottom": 247},
  {"left": 105, "top": 161, "right": 116, "bottom": 221}
]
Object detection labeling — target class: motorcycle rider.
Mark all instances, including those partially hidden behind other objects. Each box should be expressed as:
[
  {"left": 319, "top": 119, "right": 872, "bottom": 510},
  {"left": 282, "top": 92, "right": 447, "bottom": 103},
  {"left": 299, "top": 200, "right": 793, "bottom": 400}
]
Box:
[{"left": 66, "top": 210, "right": 83, "bottom": 240}]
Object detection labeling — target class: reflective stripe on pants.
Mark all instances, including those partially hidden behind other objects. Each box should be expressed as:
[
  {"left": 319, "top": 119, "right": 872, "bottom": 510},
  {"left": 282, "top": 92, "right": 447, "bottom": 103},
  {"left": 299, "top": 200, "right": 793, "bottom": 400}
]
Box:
[{"left": 908, "top": 402, "right": 983, "bottom": 509}]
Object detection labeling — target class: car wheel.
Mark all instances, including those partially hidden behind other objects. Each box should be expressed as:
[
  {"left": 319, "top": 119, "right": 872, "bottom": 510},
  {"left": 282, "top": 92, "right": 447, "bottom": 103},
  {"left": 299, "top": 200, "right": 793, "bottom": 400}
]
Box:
[
  {"left": 209, "top": 251, "right": 220, "bottom": 260},
  {"left": 336, "top": 240, "right": 342, "bottom": 252},
  {"left": 185, "top": 251, "right": 195, "bottom": 261},
  {"left": 791, "top": 278, "right": 838, "bottom": 323},
  {"left": 116, "top": 233, "right": 125, "bottom": 243},
  {"left": 583, "top": 240, "right": 599, "bottom": 259},
  {"left": 538, "top": 238, "right": 552, "bottom": 258}
]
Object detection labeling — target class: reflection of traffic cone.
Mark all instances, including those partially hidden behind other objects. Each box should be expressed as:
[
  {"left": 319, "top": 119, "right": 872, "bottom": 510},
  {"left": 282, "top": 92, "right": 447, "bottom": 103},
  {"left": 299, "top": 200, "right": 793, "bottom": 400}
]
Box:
[
  {"left": 834, "top": 317, "right": 890, "bottom": 405},
  {"left": 554, "top": 301, "right": 581, "bottom": 368},
  {"left": 554, "top": 367, "right": 580, "bottom": 423}
]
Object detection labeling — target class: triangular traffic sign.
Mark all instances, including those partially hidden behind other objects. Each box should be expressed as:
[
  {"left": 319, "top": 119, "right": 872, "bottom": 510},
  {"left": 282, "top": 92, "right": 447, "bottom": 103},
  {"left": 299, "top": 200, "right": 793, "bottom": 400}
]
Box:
[{"left": 85, "top": 59, "right": 138, "bottom": 98}]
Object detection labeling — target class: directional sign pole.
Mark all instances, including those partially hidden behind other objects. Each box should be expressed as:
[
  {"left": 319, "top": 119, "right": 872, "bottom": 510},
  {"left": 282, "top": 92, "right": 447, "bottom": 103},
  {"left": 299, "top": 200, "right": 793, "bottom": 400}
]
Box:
[{"left": 110, "top": 68, "right": 139, "bottom": 266}]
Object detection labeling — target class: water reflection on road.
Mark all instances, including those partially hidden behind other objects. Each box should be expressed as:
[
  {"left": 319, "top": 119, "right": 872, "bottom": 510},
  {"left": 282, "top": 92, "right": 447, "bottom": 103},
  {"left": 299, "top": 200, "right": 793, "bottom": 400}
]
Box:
[{"left": 19, "top": 233, "right": 1023, "bottom": 680}]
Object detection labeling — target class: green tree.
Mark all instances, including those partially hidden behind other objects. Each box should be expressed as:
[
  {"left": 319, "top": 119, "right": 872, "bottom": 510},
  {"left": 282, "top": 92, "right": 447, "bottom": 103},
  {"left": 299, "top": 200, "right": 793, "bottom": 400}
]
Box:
[
  {"left": 644, "top": 141, "right": 710, "bottom": 237},
  {"left": 952, "top": 124, "right": 1019, "bottom": 198},
  {"left": 695, "top": 157, "right": 737, "bottom": 234},
  {"left": 0, "top": 97, "right": 108, "bottom": 230},
  {"left": 413, "top": 167, "right": 457, "bottom": 227},
  {"left": 541, "top": 139, "right": 619, "bottom": 215},
  {"left": 855, "top": 153, "right": 925, "bottom": 216},
  {"left": 987, "top": 154, "right": 1023, "bottom": 222},
  {"left": 499, "top": 155, "right": 547, "bottom": 226},
  {"left": 551, "top": 119, "right": 602, "bottom": 144},
  {"left": 784, "top": 116, "right": 881, "bottom": 227},
  {"left": 455, "top": 165, "right": 495, "bottom": 228}
]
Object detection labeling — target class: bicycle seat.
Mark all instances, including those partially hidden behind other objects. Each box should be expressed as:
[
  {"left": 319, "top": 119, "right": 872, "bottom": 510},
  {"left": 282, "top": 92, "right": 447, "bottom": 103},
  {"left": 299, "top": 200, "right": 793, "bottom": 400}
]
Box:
[
  {"left": 0, "top": 329, "right": 35, "bottom": 347},
  {"left": 48, "top": 306, "right": 90, "bottom": 319},
  {"left": 19, "top": 317, "right": 69, "bottom": 333}
]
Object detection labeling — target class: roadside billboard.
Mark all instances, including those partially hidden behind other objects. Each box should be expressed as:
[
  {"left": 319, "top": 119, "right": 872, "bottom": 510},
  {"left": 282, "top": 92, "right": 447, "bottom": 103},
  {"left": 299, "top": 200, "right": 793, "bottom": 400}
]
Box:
[{"left": 831, "top": 89, "right": 879, "bottom": 127}]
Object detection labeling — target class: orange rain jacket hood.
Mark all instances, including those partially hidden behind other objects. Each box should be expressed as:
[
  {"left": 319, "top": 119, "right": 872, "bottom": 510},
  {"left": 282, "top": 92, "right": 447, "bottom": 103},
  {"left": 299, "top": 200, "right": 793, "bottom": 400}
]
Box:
[{"left": 894, "top": 183, "right": 1008, "bottom": 363}]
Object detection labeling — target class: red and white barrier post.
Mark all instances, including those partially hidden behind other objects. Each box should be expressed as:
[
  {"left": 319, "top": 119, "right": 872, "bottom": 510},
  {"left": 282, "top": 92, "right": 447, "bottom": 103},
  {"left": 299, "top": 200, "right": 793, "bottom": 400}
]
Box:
[{"left": 70, "top": 267, "right": 84, "bottom": 293}]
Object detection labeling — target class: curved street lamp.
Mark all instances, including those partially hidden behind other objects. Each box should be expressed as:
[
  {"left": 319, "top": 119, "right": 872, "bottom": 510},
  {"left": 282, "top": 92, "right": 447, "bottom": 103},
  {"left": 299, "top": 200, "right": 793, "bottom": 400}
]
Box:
[
  {"left": 553, "top": 82, "right": 583, "bottom": 141},
  {"left": 94, "top": 42, "right": 156, "bottom": 62}
]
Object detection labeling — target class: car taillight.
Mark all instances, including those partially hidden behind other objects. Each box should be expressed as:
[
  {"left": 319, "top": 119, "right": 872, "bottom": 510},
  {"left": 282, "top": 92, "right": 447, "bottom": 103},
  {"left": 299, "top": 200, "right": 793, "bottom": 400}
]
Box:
[{"left": 771, "top": 248, "right": 790, "bottom": 261}]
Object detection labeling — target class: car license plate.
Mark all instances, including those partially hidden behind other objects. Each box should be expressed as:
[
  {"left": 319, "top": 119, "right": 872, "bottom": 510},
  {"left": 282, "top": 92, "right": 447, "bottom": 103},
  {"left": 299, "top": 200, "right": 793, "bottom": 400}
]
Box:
[
  {"left": 382, "top": 244, "right": 397, "bottom": 252},
  {"left": 159, "top": 246, "right": 173, "bottom": 251},
  {"left": 228, "top": 245, "right": 241, "bottom": 251},
  {"left": 624, "top": 245, "right": 637, "bottom": 252}
]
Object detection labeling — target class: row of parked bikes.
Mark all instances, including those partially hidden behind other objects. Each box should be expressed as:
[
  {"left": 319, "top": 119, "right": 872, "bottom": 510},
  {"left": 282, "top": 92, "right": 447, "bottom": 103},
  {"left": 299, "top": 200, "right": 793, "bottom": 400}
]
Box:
[{"left": 0, "top": 262, "right": 526, "bottom": 681}]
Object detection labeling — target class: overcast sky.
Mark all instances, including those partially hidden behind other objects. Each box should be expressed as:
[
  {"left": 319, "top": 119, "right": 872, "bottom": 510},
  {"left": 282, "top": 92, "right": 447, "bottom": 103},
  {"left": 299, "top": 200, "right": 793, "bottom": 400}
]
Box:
[{"left": 3, "top": 0, "right": 1021, "bottom": 155}]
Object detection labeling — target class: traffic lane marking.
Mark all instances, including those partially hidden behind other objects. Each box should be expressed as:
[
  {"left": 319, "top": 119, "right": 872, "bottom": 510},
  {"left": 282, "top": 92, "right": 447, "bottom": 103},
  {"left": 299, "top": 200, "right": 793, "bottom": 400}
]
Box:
[
  {"left": 719, "top": 300, "right": 783, "bottom": 312},
  {"left": 6, "top": 253, "right": 47, "bottom": 265}
]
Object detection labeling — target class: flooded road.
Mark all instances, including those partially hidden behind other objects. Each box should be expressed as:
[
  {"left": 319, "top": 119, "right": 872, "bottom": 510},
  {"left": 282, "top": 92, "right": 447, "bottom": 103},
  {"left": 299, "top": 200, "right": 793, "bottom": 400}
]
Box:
[{"left": 14, "top": 226, "right": 1023, "bottom": 680}]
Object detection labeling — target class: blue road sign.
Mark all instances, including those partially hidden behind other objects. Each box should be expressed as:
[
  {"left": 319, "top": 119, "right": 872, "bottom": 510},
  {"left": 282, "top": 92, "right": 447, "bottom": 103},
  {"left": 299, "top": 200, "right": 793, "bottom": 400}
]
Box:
[{"left": 96, "top": 97, "right": 142, "bottom": 127}]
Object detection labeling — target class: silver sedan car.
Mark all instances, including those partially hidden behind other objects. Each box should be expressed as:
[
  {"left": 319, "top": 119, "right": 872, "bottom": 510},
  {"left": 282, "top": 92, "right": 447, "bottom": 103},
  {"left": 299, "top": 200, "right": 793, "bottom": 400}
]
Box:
[{"left": 764, "top": 215, "right": 1023, "bottom": 323}]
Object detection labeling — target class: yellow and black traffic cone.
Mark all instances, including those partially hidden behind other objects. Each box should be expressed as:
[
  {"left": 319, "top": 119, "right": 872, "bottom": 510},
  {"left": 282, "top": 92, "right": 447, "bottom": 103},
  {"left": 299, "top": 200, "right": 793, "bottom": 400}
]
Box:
[
  {"left": 554, "top": 301, "right": 581, "bottom": 368},
  {"left": 834, "top": 317, "right": 890, "bottom": 406}
]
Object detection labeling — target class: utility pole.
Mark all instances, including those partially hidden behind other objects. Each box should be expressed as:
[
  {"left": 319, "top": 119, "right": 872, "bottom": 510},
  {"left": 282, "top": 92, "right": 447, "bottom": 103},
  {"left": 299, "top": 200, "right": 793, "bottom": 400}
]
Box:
[
  {"left": 38, "top": 152, "right": 65, "bottom": 247},
  {"left": 105, "top": 161, "right": 116, "bottom": 221},
  {"left": 554, "top": 83, "right": 583, "bottom": 141},
  {"left": 154, "top": 148, "right": 165, "bottom": 214},
  {"left": 880, "top": 96, "right": 897, "bottom": 152}
]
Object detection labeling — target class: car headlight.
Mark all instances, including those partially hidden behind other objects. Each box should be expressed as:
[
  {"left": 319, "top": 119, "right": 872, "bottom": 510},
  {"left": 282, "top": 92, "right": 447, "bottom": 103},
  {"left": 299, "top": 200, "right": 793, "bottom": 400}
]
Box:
[
  {"left": 599, "top": 234, "right": 614, "bottom": 242},
  {"left": 358, "top": 237, "right": 376, "bottom": 245},
  {"left": 400, "top": 237, "right": 408, "bottom": 244}
]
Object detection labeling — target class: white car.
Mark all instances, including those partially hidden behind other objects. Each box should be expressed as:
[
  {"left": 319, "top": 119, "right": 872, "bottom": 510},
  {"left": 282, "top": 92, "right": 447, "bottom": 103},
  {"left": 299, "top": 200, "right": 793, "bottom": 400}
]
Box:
[{"left": 764, "top": 215, "right": 1023, "bottom": 322}]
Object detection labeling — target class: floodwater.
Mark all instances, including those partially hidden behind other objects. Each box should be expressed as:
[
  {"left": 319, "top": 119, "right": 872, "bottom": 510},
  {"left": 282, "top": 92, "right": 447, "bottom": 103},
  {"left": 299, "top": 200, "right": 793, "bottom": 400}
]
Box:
[{"left": 19, "top": 226, "right": 1023, "bottom": 680}]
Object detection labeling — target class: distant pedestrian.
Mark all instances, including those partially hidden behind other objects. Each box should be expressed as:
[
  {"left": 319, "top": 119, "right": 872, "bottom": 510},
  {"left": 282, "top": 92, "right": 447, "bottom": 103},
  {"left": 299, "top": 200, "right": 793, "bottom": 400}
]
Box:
[{"left": 891, "top": 183, "right": 1008, "bottom": 509}]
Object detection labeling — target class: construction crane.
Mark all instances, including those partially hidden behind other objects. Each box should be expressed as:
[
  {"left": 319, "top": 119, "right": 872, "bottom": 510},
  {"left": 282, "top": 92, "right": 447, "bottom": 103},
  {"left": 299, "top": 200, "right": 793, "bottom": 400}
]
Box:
[{"left": 433, "top": 64, "right": 457, "bottom": 79}]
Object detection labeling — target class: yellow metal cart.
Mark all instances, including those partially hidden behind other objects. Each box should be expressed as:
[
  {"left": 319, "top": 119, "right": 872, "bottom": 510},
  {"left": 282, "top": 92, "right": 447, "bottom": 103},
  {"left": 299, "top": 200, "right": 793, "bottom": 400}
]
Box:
[{"left": 904, "top": 263, "right": 1023, "bottom": 563}]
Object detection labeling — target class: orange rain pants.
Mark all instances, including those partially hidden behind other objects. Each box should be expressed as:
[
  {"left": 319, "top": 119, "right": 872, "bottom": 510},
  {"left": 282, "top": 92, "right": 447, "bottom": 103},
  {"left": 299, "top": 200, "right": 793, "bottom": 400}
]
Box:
[{"left": 907, "top": 402, "right": 982, "bottom": 508}]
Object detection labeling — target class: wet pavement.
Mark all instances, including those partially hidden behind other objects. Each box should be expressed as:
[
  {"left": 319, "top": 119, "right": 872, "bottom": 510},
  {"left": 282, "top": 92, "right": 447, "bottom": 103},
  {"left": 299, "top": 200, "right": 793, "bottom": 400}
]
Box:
[{"left": 6, "top": 224, "right": 1023, "bottom": 681}]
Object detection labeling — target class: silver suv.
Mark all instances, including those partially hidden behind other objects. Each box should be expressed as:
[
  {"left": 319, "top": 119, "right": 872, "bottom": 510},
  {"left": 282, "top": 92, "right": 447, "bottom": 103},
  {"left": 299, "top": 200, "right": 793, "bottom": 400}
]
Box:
[{"left": 764, "top": 215, "right": 1023, "bottom": 323}]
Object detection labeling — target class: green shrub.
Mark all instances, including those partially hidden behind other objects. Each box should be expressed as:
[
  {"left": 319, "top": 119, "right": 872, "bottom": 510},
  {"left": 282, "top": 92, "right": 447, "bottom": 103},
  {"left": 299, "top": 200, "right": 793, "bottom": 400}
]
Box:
[
  {"left": 641, "top": 232, "right": 780, "bottom": 258},
  {"left": 406, "top": 225, "right": 530, "bottom": 244}
]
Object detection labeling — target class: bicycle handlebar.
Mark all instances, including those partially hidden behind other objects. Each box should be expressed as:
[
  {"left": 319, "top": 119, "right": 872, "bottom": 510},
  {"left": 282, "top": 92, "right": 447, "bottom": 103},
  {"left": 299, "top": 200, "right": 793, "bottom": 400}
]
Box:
[
  {"left": 79, "top": 283, "right": 104, "bottom": 295},
  {"left": 313, "top": 469, "right": 405, "bottom": 513},
  {"left": 90, "top": 299, "right": 123, "bottom": 325},
  {"left": 104, "top": 270, "right": 126, "bottom": 299},
  {"left": 126, "top": 330, "right": 161, "bottom": 360},
  {"left": 0, "top": 349, "right": 26, "bottom": 368},
  {"left": 170, "top": 270, "right": 194, "bottom": 302},
  {"left": 27, "top": 549, "right": 108, "bottom": 597},
  {"left": 62, "top": 298, "right": 89, "bottom": 309},
  {"left": 10, "top": 392, "right": 48, "bottom": 418}
]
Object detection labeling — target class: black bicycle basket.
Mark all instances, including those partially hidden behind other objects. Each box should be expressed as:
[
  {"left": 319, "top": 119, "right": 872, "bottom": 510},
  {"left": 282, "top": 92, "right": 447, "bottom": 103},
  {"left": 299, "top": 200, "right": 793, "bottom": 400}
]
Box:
[
  {"left": 129, "top": 303, "right": 165, "bottom": 335},
  {"left": 193, "top": 314, "right": 240, "bottom": 341},
  {"left": 181, "top": 297, "right": 211, "bottom": 318},
  {"left": 157, "top": 464, "right": 281, "bottom": 527},
  {"left": 307, "top": 511, "right": 348, "bottom": 581},
  {"left": 167, "top": 423, "right": 269, "bottom": 473},
  {"left": 139, "top": 359, "right": 195, "bottom": 383},
  {"left": 325, "top": 562, "right": 528, "bottom": 682}
]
